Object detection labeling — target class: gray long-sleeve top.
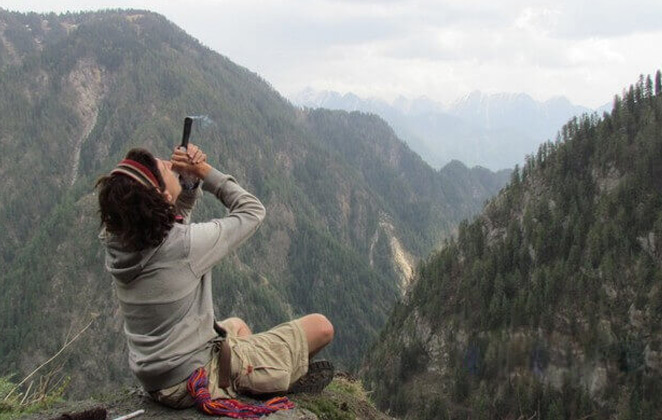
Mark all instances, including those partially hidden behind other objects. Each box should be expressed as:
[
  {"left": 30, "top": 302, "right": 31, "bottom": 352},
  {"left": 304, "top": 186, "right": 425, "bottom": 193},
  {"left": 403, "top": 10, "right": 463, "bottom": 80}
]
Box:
[{"left": 101, "top": 168, "right": 265, "bottom": 391}]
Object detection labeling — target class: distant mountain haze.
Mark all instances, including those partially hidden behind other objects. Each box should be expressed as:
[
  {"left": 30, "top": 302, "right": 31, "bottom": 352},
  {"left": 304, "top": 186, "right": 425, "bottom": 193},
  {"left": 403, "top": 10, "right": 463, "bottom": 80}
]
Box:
[
  {"left": 0, "top": 9, "right": 509, "bottom": 397},
  {"left": 292, "top": 88, "right": 599, "bottom": 171}
]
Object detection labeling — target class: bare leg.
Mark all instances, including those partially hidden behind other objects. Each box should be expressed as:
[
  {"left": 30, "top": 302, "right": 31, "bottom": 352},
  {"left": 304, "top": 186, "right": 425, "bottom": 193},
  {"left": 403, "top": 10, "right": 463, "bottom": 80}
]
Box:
[
  {"left": 217, "top": 317, "right": 252, "bottom": 337},
  {"left": 298, "top": 313, "right": 334, "bottom": 358}
]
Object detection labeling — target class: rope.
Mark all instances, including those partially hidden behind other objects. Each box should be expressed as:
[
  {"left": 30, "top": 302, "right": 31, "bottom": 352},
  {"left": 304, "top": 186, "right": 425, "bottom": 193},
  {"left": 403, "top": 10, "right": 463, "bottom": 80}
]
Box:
[{"left": 187, "top": 368, "right": 295, "bottom": 418}]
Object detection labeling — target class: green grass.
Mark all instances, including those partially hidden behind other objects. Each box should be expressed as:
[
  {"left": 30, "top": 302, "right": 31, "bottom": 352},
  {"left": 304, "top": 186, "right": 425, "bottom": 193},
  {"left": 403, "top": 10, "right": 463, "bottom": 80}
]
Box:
[
  {"left": 293, "top": 377, "right": 380, "bottom": 420},
  {"left": 0, "top": 375, "right": 68, "bottom": 420}
]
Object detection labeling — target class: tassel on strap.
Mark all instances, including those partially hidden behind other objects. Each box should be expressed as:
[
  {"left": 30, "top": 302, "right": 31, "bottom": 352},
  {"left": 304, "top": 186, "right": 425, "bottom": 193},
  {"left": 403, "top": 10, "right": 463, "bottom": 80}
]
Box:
[{"left": 187, "top": 368, "right": 295, "bottom": 418}]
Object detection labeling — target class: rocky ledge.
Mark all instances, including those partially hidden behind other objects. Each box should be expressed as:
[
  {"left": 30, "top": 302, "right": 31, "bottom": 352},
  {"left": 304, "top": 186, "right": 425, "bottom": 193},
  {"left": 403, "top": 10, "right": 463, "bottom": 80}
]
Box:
[{"left": 12, "top": 375, "right": 392, "bottom": 420}]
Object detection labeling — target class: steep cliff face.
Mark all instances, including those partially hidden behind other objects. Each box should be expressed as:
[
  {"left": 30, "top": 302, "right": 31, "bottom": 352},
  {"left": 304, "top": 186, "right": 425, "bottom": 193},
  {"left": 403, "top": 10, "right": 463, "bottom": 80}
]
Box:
[
  {"left": 0, "top": 9, "right": 509, "bottom": 399},
  {"left": 363, "top": 75, "right": 662, "bottom": 419}
]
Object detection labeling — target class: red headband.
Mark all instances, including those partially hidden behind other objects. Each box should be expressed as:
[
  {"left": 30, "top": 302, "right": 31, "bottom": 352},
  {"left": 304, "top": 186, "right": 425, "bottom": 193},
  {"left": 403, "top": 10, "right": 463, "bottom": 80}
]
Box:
[{"left": 110, "top": 159, "right": 160, "bottom": 190}]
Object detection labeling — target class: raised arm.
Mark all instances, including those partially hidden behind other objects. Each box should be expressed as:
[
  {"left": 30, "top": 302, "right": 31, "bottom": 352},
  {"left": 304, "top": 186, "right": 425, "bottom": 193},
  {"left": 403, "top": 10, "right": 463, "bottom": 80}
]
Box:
[
  {"left": 188, "top": 169, "right": 266, "bottom": 277},
  {"left": 175, "top": 185, "right": 202, "bottom": 223},
  {"left": 171, "top": 145, "right": 206, "bottom": 223},
  {"left": 170, "top": 145, "right": 266, "bottom": 277}
]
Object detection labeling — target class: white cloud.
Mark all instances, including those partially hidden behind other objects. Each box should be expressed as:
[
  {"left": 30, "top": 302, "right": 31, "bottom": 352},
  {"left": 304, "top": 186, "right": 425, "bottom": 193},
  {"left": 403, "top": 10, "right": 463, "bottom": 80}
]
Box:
[
  {"left": 514, "top": 7, "right": 561, "bottom": 34},
  {"left": 552, "top": 0, "right": 662, "bottom": 38},
  {"left": 1, "top": 0, "right": 661, "bottom": 107}
]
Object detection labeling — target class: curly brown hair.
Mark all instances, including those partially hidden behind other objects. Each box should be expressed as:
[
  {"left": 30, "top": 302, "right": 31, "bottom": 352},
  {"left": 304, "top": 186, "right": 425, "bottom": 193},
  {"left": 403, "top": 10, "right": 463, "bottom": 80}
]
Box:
[{"left": 97, "top": 148, "right": 176, "bottom": 251}]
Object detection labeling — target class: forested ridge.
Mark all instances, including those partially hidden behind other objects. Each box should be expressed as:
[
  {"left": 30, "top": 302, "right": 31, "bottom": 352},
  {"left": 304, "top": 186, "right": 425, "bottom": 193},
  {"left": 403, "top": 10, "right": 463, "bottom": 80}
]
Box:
[
  {"left": 0, "top": 9, "right": 509, "bottom": 399},
  {"left": 364, "top": 73, "right": 662, "bottom": 419}
]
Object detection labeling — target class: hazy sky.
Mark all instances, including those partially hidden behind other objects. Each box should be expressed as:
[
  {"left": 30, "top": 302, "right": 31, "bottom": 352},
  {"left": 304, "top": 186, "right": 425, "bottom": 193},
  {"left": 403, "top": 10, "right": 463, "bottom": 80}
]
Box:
[{"left": 2, "top": 0, "right": 661, "bottom": 108}]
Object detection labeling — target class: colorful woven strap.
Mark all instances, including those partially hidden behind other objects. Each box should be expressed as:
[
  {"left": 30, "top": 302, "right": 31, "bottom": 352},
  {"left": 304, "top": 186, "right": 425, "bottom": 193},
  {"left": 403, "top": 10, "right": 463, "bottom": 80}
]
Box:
[{"left": 187, "top": 368, "right": 295, "bottom": 418}]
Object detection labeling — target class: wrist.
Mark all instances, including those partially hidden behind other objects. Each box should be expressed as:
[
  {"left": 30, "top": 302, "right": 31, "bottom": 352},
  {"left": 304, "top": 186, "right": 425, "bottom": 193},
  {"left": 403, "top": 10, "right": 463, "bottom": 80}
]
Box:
[
  {"left": 195, "top": 162, "right": 212, "bottom": 179},
  {"left": 180, "top": 175, "right": 200, "bottom": 191}
]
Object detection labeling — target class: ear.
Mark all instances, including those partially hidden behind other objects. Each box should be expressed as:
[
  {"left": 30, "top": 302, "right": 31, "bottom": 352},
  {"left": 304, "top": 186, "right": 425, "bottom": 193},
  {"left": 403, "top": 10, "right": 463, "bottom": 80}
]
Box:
[{"left": 162, "top": 190, "right": 173, "bottom": 204}]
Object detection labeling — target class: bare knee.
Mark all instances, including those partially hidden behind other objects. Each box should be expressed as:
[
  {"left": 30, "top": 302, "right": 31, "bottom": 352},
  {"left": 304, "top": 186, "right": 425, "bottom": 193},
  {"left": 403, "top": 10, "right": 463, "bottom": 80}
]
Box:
[
  {"left": 300, "top": 313, "right": 334, "bottom": 355},
  {"left": 315, "top": 314, "right": 334, "bottom": 344}
]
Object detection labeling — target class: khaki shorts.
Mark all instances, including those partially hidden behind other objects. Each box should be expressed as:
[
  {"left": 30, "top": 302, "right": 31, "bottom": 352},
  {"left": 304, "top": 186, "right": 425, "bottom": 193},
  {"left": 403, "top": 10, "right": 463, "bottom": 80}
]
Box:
[{"left": 150, "top": 318, "right": 309, "bottom": 409}]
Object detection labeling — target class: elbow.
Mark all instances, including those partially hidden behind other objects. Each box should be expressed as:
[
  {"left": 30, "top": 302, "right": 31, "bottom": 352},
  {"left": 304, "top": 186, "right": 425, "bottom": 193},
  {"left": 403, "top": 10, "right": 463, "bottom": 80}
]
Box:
[{"left": 255, "top": 202, "right": 266, "bottom": 226}]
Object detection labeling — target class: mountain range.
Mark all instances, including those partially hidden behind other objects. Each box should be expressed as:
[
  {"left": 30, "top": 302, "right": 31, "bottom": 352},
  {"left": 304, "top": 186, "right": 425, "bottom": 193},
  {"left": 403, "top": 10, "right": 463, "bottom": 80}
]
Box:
[
  {"left": 363, "top": 73, "right": 662, "bottom": 419},
  {"left": 292, "top": 88, "right": 602, "bottom": 171},
  {"left": 2, "top": 8, "right": 660, "bottom": 420},
  {"left": 0, "top": 8, "right": 509, "bottom": 398}
]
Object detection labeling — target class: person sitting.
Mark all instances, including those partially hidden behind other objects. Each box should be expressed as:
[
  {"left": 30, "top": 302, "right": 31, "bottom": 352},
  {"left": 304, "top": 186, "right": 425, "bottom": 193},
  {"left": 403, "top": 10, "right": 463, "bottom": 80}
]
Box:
[{"left": 96, "top": 144, "right": 334, "bottom": 411}]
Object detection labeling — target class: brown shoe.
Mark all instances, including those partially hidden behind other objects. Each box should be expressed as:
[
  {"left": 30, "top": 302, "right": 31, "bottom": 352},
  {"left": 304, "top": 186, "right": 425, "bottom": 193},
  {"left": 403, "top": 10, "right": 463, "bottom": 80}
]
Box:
[{"left": 288, "top": 360, "right": 335, "bottom": 395}]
